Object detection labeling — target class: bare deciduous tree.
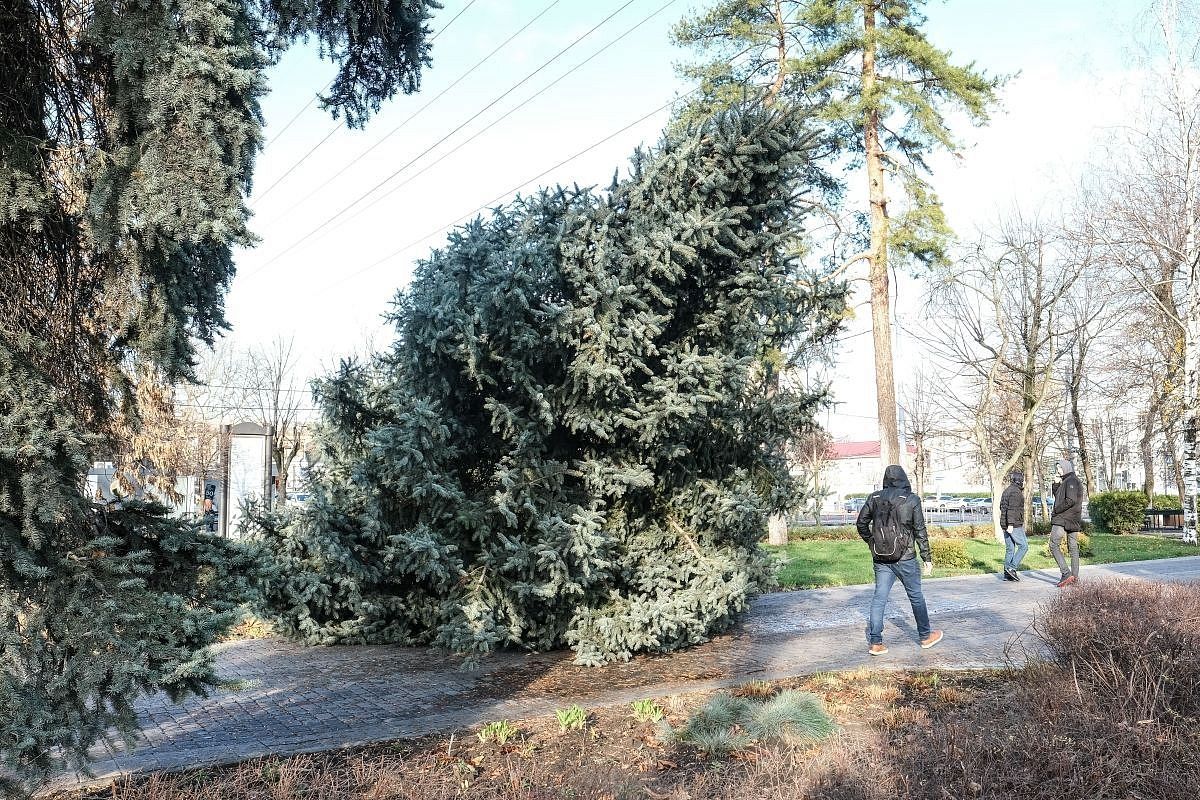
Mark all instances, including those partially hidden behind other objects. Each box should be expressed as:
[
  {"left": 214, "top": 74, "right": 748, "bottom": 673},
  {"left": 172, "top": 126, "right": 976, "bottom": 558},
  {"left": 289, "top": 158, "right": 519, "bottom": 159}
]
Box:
[
  {"left": 1080, "top": 0, "right": 1199, "bottom": 540},
  {"left": 927, "top": 215, "right": 1087, "bottom": 540},
  {"left": 238, "top": 337, "right": 310, "bottom": 501}
]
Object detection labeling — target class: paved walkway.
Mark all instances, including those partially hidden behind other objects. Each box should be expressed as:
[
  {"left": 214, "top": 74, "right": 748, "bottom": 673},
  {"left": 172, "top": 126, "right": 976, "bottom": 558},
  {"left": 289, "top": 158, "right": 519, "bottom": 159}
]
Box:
[{"left": 56, "top": 556, "right": 1200, "bottom": 792}]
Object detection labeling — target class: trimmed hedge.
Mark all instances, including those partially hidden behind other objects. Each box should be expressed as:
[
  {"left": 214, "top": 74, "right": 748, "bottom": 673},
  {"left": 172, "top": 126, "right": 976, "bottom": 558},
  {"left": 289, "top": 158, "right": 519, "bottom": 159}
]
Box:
[
  {"left": 1151, "top": 493, "right": 1183, "bottom": 509},
  {"left": 1088, "top": 491, "right": 1147, "bottom": 535},
  {"left": 787, "top": 523, "right": 995, "bottom": 543},
  {"left": 930, "top": 539, "right": 971, "bottom": 569}
]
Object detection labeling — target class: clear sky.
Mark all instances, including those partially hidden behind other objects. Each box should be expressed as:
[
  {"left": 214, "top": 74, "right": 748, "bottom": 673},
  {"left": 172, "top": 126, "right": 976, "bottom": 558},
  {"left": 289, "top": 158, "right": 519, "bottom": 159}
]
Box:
[{"left": 226, "top": 0, "right": 1155, "bottom": 436}]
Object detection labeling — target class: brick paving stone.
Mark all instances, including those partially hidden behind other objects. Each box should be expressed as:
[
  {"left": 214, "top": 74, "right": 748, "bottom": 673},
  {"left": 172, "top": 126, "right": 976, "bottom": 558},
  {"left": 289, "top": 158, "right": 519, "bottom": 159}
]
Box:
[{"left": 43, "top": 556, "right": 1200, "bottom": 796}]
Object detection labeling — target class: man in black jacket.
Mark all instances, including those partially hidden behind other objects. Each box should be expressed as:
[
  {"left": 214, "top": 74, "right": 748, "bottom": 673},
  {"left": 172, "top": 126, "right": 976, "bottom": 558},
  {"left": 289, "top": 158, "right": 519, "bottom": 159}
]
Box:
[
  {"left": 1050, "top": 459, "right": 1085, "bottom": 587},
  {"left": 998, "top": 471, "right": 1028, "bottom": 581},
  {"left": 856, "top": 464, "right": 943, "bottom": 656}
]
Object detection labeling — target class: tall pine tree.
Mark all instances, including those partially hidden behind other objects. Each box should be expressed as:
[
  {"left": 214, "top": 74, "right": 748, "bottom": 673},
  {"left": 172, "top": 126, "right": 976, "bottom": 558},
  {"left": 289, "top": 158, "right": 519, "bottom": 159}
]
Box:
[
  {"left": 1, "top": 0, "right": 440, "bottom": 790},
  {"left": 251, "top": 107, "right": 846, "bottom": 665},
  {"left": 673, "top": 0, "right": 1001, "bottom": 466}
]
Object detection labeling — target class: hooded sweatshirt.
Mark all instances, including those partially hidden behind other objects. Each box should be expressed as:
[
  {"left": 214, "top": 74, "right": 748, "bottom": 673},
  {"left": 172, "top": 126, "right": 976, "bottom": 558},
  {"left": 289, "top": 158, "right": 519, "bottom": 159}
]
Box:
[
  {"left": 999, "top": 473, "right": 1025, "bottom": 529},
  {"left": 856, "top": 465, "right": 931, "bottom": 563}
]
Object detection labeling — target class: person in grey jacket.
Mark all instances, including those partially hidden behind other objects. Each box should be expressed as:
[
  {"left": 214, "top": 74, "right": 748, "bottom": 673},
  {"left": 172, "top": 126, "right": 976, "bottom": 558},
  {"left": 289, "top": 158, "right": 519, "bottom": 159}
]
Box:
[
  {"left": 998, "top": 471, "right": 1028, "bottom": 581},
  {"left": 1050, "top": 459, "right": 1085, "bottom": 587},
  {"left": 855, "top": 465, "right": 943, "bottom": 655}
]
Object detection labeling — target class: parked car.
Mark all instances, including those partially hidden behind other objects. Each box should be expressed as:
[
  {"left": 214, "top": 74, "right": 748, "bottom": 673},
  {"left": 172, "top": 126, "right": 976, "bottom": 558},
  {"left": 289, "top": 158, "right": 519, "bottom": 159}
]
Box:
[
  {"left": 939, "top": 497, "right": 968, "bottom": 513},
  {"left": 923, "top": 496, "right": 952, "bottom": 512},
  {"left": 843, "top": 497, "right": 866, "bottom": 513},
  {"left": 1031, "top": 496, "right": 1055, "bottom": 512},
  {"left": 969, "top": 498, "right": 992, "bottom": 514}
]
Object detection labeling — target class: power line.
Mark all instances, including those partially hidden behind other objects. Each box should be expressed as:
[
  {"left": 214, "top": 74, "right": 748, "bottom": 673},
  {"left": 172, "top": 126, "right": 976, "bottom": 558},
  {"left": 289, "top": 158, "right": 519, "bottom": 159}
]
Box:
[
  {"left": 257, "top": 121, "right": 342, "bottom": 200},
  {"left": 265, "top": 0, "right": 565, "bottom": 225},
  {"left": 251, "top": 0, "right": 643, "bottom": 276},
  {"left": 324, "top": 0, "right": 684, "bottom": 238},
  {"left": 255, "top": 0, "right": 485, "bottom": 198},
  {"left": 176, "top": 402, "right": 323, "bottom": 413},
  {"left": 264, "top": 86, "right": 328, "bottom": 148},
  {"left": 322, "top": 89, "right": 693, "bottom": 292},
  {"left": 430, "top": 0, "right": 482, "bottom": 42},
  {"left": 190, "top": 384, "right": 313, "bottom": 394}
]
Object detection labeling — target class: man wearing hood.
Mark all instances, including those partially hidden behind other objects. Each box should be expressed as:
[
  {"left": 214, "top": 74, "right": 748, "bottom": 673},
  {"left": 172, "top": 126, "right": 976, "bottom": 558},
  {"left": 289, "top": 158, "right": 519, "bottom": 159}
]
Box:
[
  {"left": 998, "top": 471, "right": 1028, "bottom": 581},
  {"left": 856, "top": 464, "right": 943, "bottom": 655},
  {"left": 1050, "top": 458, "right": 1084, "bottom": 587}
]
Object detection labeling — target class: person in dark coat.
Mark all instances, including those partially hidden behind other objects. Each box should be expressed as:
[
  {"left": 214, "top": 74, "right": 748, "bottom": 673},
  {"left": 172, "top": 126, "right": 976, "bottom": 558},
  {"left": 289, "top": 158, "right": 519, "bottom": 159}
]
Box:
[
  {"left": 998, "top": 471, "right": 1028, "bottom": 581},
  {"left": 1050, "top": 458, "right": 1085, "bottom": 587},
  {"left": 855, "top": 464, "right": 943, "bottom": 655}
]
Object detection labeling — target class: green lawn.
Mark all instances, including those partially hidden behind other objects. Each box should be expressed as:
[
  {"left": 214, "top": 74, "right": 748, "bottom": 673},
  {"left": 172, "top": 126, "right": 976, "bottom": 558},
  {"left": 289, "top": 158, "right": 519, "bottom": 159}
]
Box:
[{"left": 772, "top": 533, "right": 1199, "bottom": 589}]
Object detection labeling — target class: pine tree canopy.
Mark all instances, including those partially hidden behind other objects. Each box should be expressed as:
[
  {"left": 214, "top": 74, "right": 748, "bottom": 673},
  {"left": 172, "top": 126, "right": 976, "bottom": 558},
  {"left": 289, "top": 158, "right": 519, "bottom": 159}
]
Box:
[
  {"left": 672, "top": 0, "right": 1001, "bottom": 268},
  {"left": 0, "top": 0, "right": 441, "bottom": 425},
  {"left": 0, "top": 336, "right": 264, "bottom": 794},
  {"left": 250, "top": 107, "right": 847, "bottom": 665}
]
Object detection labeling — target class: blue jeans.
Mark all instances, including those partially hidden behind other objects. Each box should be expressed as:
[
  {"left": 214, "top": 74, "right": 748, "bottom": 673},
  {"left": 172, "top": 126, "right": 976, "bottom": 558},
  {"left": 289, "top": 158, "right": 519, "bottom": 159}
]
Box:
[
  {"left": 1004, "top": 525, "right": 1029, "bottom": 571},
  {"left": 867, "top": 559, "right": 931, "bottom": 645}
]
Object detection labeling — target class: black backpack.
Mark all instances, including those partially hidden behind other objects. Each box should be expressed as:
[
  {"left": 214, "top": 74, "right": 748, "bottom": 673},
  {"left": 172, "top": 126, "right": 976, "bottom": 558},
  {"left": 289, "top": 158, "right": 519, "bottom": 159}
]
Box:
[{"left": 870, "top": 491, "right": 911, "bottom": 563}]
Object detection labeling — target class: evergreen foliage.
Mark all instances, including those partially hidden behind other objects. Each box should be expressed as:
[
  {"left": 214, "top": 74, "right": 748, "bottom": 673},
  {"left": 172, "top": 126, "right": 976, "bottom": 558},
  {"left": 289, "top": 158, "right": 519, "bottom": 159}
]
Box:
[
  {"left": 1, "top": 1, "right": 439, "bottom": 790},
  {"left": 0, "top": 0, "right": 441, "bottom": 423},
  {"left": 0, "top": 337, "right": 261, "bottom": 794},
  {"left": 251, "top": 108, "right": 846, "bottom": 665}
]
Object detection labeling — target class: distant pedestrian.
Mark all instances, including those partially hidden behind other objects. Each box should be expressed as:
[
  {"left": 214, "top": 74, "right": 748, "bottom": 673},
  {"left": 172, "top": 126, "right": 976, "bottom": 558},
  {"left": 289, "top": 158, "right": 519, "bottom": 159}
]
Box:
[
  {"left": 1050, "top": 459, "right": 1084, "bottom": 587},
  {"left": 998, "top": 471, "right": 1028, "bottom": 581},
  {"left": 856, "top": 464, "right": 943, "bottom": 655}
]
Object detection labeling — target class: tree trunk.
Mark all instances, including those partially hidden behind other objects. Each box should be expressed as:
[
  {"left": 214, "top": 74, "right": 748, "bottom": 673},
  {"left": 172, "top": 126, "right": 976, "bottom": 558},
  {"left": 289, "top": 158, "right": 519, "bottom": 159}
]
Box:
[
  {"left": 1107, "top": 418, "right": 1121, "bottom": 490},
  {"left": 767, "top": 0, "right": 787, "bottom": 104},
  {"left": 1022, "top": 453, "right": 1036, "bottom": 525},
  {"left": 1036, "top": 458, "right": 1049, "bottom": 524},
  {"left": 1092, "top": 419, "right": 1111, "bottom": 490},
  {"left": 768, "top": 514, "right": 789, "bottom": 545},
  {"left": 1140, "top": 399, "right": 1158, "bottom": 501},
  {"left": 861, "top": 0, "right": 900, "bottom": 467},
  {"left": 1184, "top": 287, "right": 1199, "bottom": 543},
  {"left": 1069, "top": 372, "right": 1095, "bottom": 494}
]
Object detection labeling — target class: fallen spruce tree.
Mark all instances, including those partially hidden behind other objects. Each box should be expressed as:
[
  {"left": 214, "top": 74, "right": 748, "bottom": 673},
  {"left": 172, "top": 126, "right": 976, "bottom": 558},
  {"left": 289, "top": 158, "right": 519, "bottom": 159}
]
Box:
[{"left": 250, "top": 108, "right": 845, "bottom": 664}]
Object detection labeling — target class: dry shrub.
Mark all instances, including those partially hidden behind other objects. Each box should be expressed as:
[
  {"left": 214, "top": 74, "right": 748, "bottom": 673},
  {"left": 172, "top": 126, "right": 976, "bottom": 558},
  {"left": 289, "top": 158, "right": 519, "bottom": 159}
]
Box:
[
  {"left": 1033, "top": 578, "right": 1200, "bottom": 722},
  {"left": 865, "top": 578, "right": 1200, "bottom": 799}
]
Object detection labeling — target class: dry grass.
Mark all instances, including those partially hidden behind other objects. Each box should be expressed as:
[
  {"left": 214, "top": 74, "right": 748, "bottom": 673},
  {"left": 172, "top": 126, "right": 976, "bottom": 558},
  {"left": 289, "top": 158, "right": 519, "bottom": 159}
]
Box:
[
  {"left": 67, "top": 579, "right": 1200, "bottom": 800},
  {"left": 220, "top": 616, "right": 275, "bottom": 642}
]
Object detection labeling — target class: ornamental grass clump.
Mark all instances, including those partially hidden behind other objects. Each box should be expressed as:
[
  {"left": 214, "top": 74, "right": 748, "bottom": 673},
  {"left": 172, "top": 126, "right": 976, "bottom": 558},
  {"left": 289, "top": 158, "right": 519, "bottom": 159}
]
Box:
[{"left": 663, "top": 690, "right": 834, "bottom": 756}]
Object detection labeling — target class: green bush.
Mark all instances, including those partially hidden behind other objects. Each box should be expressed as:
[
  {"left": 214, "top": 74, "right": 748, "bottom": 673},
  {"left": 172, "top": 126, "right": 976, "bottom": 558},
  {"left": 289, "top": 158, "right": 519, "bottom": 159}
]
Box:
[
  {"left": 1151, "top": 494, "right": 1183, "bottom": 509},
  {"left": 1088, "top": 492, "right": 1147, "bottom": 535},
  {"left": 1042, "top": 532, "right": 1093, "bottom": 559},
  {"left": 789, "top": 525, "right": 859, "bottom": 541},
  {"left": 930, "top": 539, "right": 971, "bottom": 569}
]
